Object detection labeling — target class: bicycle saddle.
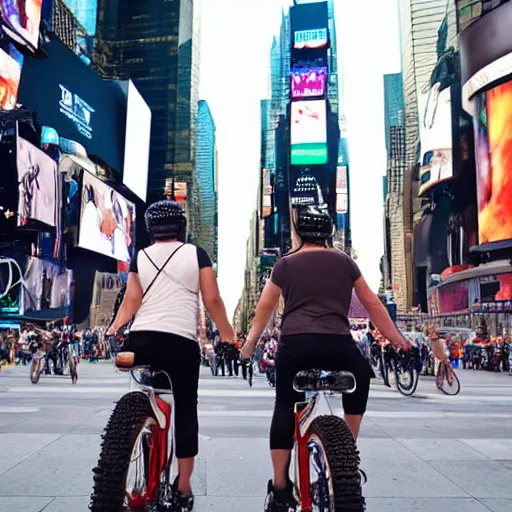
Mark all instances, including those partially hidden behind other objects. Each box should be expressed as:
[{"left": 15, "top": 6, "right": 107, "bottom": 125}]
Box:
[
  {"left": 115, "top": 351, "right": 135, "bottom": 370},
  {"left": 293, "top": 369, "right": 357, "bottom": 394}
]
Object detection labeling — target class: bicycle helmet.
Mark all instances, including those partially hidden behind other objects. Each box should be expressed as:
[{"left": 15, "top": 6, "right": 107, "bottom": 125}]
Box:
[
  {"left": 295, "top": 205, "right": 333, "bottom": 242},
  {"left": 145, "top": 200, "right": 187, "bottom": 240}
]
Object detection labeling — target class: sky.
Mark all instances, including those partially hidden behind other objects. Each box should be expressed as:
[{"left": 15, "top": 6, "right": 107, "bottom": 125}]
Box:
[{"left": 200, "top": 0, "right": 402, "bottom": 318}]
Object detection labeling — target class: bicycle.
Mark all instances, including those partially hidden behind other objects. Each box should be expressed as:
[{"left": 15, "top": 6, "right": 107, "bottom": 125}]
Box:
[
  {"left": 435, "top": 358, "right": 461, "bottom": 395},
  {"left": 240, "top": 357, "right": 254, "bottom": 387},
  {"left": 289, "top": 369, "right": 366, "bottom": 511},
  {"left": 383, "top": 345, "right": 420, "bottom": 397},
  {"left": 90, "top": 351, "right": 178, "bottom": 512}
]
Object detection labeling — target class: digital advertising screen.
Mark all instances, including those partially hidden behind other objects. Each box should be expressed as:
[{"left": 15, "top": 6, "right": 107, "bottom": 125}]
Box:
[
  {"left": 123, "top": 80, "right": 151, "bottom": 202},
  {"left": 474, "top": 79, "right": 512, "bottom": 246},
  {"left": 18, "top": 36, "right": 126, "bottom": 173},
  {"left": 291, "top": 100, "right": 328, "bottom": 165},
  {"left": 17, "top": 136, "right": 58, "bottom": 228},
  {"left": 291, "top": 67, "right": 327, "bottom": 99},
  {"left": 79, "top": 172, "right": 136, "bottom": 263},
  {"left": 417, "top": 86, "right": 454, "bottom": 196},
  {"left": 293, "top": 28, "right": 328, "bottom": 50},
  {"left": 0, "top": 43, "right": 23, "bottom": 110},
  {"left": 0, "top": 0, "right": 42, "bottom": 49}
]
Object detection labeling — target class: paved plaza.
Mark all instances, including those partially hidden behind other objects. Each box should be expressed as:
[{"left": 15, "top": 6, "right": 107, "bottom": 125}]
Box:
[{"left": 1, "top": 362, "right": 512, "bottom": 511}]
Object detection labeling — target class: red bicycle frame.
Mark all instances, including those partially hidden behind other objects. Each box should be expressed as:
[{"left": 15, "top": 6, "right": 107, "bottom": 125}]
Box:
[
  {"left": 126, "top": 386, "right": 173, "bottom": 508},
  {"left": 294, "top": 408, "right": 313, "bottom": 511}
]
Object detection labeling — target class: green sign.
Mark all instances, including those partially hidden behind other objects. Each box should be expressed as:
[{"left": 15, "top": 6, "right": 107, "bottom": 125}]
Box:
[{"left": 291, "top": 143, "right": 328, "bottom": 165}]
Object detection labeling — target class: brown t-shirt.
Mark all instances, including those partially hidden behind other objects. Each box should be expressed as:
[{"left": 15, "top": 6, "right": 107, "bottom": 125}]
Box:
[{"left": 271, "top": 249, "right": 362, "bottom": 336}]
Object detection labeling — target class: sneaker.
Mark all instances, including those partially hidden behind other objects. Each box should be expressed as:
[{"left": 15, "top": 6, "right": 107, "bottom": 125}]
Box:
[
  {"left": 172, "top": 490, "right": 194, "bottom": 511},
  {"left": 264, "top": 479, "right": 296, "bottom": 512}
]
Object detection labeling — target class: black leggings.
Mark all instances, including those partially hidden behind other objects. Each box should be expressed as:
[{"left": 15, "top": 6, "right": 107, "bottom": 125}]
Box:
[
  {"left": 126, "top": 331, "right": 201, "bottom": 459},
  {"left": 270, "top": 334, "right": 373, "bottom": 451}
]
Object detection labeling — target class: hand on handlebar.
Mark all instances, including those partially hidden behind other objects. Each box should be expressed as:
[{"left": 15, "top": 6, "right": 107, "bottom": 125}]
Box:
[{"left": 391, "top": 337, "right": 412, "bottom": 352}]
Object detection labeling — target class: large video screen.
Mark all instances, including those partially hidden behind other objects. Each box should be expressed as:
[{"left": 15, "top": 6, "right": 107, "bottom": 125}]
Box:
[
  {"left": 0, "top": 0, "right": 42, "bottom": 49},
  {"left": 17, "top": 136, "right": 58, "bottom": 227},
  {"left": 291, "top": 100, "right": 328, "bottom": 165},
  {"left": 293, "top": 28, "right": 328, "bottom": 50},
  {"left": 79, "top": 172, "right": 136, "bottom": 262},
  {"left": 123, "top": 80, "right": 151, "bottom": 202},
  {"left": 18, "top": 36, "right": 126, "bottom": 173},
  {"left": 417, "top": 86, "right": 453, "bottom": 196},
  {"left": 0, "top": 43, "right": 23, "bottom": 110},
  {"left": 474, "top": 79, "right": 512, "bottom": 246},
  {"left": 291, "top": 67, "right": 327, "bottom": 99}
]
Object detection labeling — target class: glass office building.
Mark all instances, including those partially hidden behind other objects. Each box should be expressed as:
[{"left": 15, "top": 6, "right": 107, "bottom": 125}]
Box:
[
  {"left": 63, "top": 0, "right": 98, "bottom": 35},
  {"left": 196, "top": 100, "right": 217, "bottom": 263},
  {"left": 94, "top": 0, "right": 201, "bottom": 207}
]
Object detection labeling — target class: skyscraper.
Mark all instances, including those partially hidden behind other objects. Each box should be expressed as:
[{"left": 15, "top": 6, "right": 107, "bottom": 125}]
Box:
[
  {"left": 94, "top": 0, "right": 201, "bottom": 212},
  {"left": 196, "top": 100, "right": 217, "bottom": 263},
  {"left": 63, "top": 0, "right": 98, "bottom": 36}
]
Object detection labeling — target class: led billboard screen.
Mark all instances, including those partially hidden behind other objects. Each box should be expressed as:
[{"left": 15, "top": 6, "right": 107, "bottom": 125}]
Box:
[
  {"left": 123, "top": 80, "right": 151, "bottom": 202},
  {"left": 0, "top": 43, "right": 23, "bottom": 110},
  {"left": 79, "top": 172, "right": 136, "bottom": 262},
  {"left": 293, "top": 28, "right": 328, "bottom": 49},
  {"left": 417, "top": 87, "right": 453, "bottom": 196},
  {"left": 474, "top": 79, "right": 512, "bottom": 246},
  {"left": 291, "top": 100, "right": 327, "bottom": 165},
  {"left": 0, "top": 0, "right": 42, "bottom": 49},
  {"left": 18, "top": 36, "right": 126, "bottom": 173},
  {"left": 291, "top": 67, "right": 327, "bottom": 99},
  {"left": 17, "top": 136, "right": 58, "bottom": 228}
]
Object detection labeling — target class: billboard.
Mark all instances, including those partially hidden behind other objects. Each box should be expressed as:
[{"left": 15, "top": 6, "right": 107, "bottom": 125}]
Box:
[
  {"left": 291, "top": 100, "right": 328, "bottom": 165},
  {"left": 336, "top": 166, "right": 348, "bottom": 193},
  {"left": 0, "top": 0, "right": 42, "bottom": 49},
  {"left": 0, "top": 43, "right": 23, "bottom": 110},
  {"left": 79, "top": 172, "right": 136, "bottom": 262},
  {"left": 473, "top": 79, "right": 512, "bottom": 247},
  {"left": 123, "top": 80, "right": 151, "bottom": 202},
  {"left": 293, "top": 28, "right": 328, "bottom": 50},
  {"left": 17, "top": 136, "right": 58, "bottom": 228},
  {"left": 417, "top": 86, "right": 454, "bottom": 196},
  {"left": 18, "top": 36, "right": 126, "bottom": 173},
  {"left": 291, "top": 67, "right": 327, "bottom": 99}
]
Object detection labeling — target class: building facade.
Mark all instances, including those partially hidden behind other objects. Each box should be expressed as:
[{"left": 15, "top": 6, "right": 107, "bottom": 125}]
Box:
[
  {"left": 195, "top": 100, "right": 218, "bottom": 263},
  {"left": 63, "top": 0, "right": 97, "bottom": 36},
  {"left": 94, "top": 0, "right": 201, "bottom": 219}
]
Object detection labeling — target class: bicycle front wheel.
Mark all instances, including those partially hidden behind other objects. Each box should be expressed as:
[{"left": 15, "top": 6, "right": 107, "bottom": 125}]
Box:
[
  {"left": 439, "top": 363, "right": 461, "bottom": 396},
  {"left": 29, "top": 358, "right": 40, "bottom": 384},
  {"left": 306, "top": 416, "right": 365, "bottom": 511},
  {"left": 90, "top": 392, "right": 159, "bottom": 511},
  {"left": 395, "top": 366, "right": 419, "bottom": 397},
  {"left": 69, "top": 358, "right": 78, "bottom": 385}
]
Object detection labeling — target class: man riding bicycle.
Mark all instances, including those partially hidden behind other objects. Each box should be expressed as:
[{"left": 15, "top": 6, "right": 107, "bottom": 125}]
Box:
[
  {"left": 242, "top": 205, "right": 409, "bottom": 511},
  {"left": 107, "top": 200, "right": 235, "bottom": 511}
]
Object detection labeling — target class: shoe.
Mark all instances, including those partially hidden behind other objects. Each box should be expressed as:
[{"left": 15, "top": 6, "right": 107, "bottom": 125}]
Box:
[
  {"left": 173, "top": 490, "right": 194, "bottom": 511},
  {"left": 264, "top": 479, "right": 296, "bottom": 511}
]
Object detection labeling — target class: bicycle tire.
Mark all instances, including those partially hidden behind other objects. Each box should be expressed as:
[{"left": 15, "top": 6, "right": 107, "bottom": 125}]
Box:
[
  {"left": 70, "top": 358, "right": 78, "bottom": 385},
  {"left": 395, "top": 367, "right": 419, "bottom": 397},
  {"left": 439, "top": 364, "right": 461, "bottom": 396},
  {"left": 306, "top": 416, "right": 365, "bottom": 511},
  {"left": 29, "top": 358, "right": 40, "bottom": 384},
  {"left": 248, "top": 364, "right": 253, "bottom": 387},
  {"left": 90, "top": 392, "right": 156, "bottom": 512}
]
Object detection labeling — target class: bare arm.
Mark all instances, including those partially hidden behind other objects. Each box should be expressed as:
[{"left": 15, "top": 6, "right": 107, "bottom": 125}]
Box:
[
  {"left": 354, "top": 276, "right": 409, "bottom": 349},
  {"left": 243, "top": 280, "right": 281, "bottom": 357},
  {"left": 200, "top": 267, "right": 235, "bottom": 342},
  {"left": 108, "top": 273, "right": 143, "bottom": 334}
]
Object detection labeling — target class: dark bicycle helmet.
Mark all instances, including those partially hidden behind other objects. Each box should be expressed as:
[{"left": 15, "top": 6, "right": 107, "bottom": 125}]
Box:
[
  {"left": 295, "top": 205, "right": 333, "bottom": 241},
  {"left": 145, "top": 200, "right": 187, "bottom": 240}
]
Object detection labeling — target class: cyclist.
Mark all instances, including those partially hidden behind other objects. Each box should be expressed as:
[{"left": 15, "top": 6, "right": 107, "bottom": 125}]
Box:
[
  {"left": 107, "top": 200, "right": 235, "bottom": 511},
  {"left": 241, "top": 205, "right": 410, "bottom": 511}
]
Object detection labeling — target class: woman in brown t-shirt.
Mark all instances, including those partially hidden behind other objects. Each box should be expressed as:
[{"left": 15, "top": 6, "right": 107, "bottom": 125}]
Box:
[{"left": 242, "top": 205, "right": 410, "bottom": 511}]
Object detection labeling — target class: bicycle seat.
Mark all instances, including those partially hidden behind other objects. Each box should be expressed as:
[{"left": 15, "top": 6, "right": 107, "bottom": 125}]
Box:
[
  {"left": 293, "top": 370, "right": 357, "bottom": 394},
  {"left": 115, "top": 351, "right": 136, "bottom": 370}
]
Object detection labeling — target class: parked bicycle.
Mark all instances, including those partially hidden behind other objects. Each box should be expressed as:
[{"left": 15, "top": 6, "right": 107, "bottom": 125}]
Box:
[
  {"left": 90, "top": 351, "right": 178, "bottom": 511},
  {"left": 288, "top": 369, "right": 365, "bottom": 511}
]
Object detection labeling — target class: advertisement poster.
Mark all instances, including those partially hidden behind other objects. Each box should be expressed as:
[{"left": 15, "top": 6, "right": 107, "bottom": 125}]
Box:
[
  {"left": 0, "top": 43, "right": 23, "bottom": 110},
  {"left": 17, "top": 136, "right": 58, "bottom": 227},
  {"left": 475, "top": 80, "right": 512, "bottom": 245},
  {"left": 417, "top": 86, "right": 453, "bottom": 196},
  {"left": 293, "top": 28, "right": 328, "bottom": 50},
  {"left": 0, "top": 0, "right": 42, "bottom": 49},
  {"left": 336, "top": 166, "right": 348, "bottom": 193},
  {"left": 291, "top": 67, "right": 327, "bottom": 99},
  {"left": 79, "top": 172, "right": 135, "bottom": 262},
  {"left": 291, "top": 100, "right": 328, "bottom": 165},
  {"left": 336, "top": 193, "right": 348, "bottom": 214}
]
